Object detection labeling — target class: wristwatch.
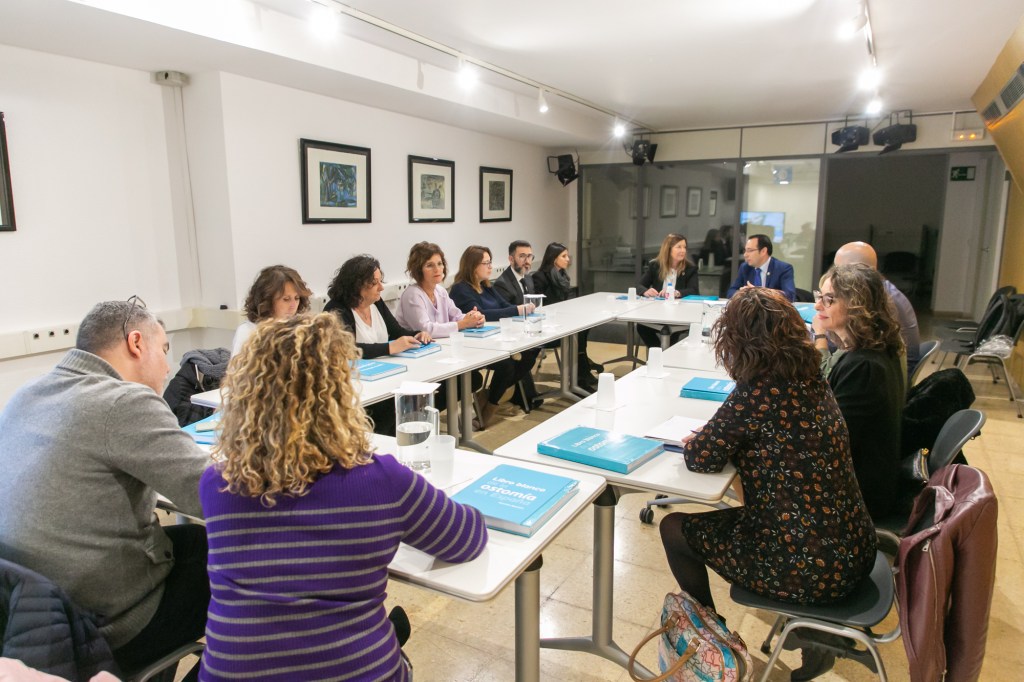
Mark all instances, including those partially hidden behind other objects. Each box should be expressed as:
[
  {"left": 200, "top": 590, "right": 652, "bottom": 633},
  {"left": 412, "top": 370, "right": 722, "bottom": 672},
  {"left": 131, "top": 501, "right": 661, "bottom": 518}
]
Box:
[{"left": 813, "top": 333, "right": 826, "bottom": 341}]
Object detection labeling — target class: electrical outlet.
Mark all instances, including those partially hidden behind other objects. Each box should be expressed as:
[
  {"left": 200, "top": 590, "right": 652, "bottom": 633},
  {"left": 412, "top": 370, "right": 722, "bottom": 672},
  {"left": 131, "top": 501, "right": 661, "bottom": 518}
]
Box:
[
  {"left": 24, "top": 325, "right": 77, "bottom": 354},
  {"left": 493, "top": 265, "right": 506, "bottom": 276}
]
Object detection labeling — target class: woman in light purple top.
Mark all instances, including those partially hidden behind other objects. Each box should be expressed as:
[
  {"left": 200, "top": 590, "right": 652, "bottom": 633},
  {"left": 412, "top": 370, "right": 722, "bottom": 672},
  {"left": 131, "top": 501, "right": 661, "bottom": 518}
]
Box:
[{"left": 397, "top": 241, "right": 485, "bottom": 337}]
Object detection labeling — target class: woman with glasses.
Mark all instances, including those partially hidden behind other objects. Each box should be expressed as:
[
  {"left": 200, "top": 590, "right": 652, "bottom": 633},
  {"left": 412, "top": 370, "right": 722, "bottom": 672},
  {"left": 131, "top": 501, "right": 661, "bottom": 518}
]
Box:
[
  {"left": 532, "top": 242, "right": 599, "bottom": 393},
  {"left": 660, "top": 287, "right": 875, "bottom": 680},
  {"left": 636, "top": 233, "right": 700, "bottom": 347},
  {"left": 325, "top": 255, "right": 431, "bottom": 435},
  {"left": 450, "top": 245, "right": 541, "bottom": 426},
  {"left": 201, "top": 313, "right": 487, "bottom": 682},
  {"left": 231, "top": 265, "right": 312, "bottom": 355},
  {"left": 812, "top": 263, "right": 905, "bottom": 520}
]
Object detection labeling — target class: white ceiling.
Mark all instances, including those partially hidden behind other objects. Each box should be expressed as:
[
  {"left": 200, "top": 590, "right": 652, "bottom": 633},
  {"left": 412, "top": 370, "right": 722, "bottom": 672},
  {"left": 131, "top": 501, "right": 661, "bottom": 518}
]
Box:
[{"left": 1, "top": 0, "right": 1021, "bottom": 146}]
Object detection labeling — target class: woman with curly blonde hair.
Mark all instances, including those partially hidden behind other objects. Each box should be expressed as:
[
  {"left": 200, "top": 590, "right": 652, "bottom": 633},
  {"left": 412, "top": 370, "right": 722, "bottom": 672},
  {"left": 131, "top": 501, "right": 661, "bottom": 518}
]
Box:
[
  {"left": 812, "top": 262, "right": 905, "bottom": 520},
  {"left": 200, "top": 313, "right": 487, "bottom": 682}
]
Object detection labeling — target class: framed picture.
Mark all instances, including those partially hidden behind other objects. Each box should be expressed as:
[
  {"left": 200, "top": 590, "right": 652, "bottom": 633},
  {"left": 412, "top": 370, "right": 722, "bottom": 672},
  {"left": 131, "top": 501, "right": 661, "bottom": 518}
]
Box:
[
  {"left": 686, "top": 186, "right": 702, "bottom": 217},
  {"left": 629, "top": 185, "right": 651, "bottom": 219},
  {"left": 300, "top": 138, "right": 371, "bottom": 223},
  {"left": 479, "top": 166, "right": 512, "bottom": 222},
  {"left": 708, "top": 190, "right": 718, "bottom": 217},
  {"left": 0, "top": 113, "right": 15, "bottom": 232},
  {"left": 660, "top": 185, "right": 678, "bottom": 218},
  {"left": 409, "top": 155, "right": 455, "bottom": 222}
]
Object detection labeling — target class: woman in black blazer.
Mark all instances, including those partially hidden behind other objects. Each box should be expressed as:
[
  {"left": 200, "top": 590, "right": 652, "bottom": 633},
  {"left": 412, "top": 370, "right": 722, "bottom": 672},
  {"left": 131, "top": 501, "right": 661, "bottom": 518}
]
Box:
[{"left": 636, "top": 233, "right": 700, "bottom": 347}]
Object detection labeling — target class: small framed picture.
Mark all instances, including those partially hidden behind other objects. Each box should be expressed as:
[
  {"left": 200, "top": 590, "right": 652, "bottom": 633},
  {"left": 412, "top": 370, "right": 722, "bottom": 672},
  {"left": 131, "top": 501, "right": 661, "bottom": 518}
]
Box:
[
  {"left": 0, "top": 113, "right": 15, "bottom": 232},
  {"left": 479, "top": 166, "right": 512, "bottom": 222},
  {"left": 660, "top": 185, "right": 678, "bottom": 218},
  {"left": 300, "top": 138, "right": 371, "bottom": 223},
  {"left": 686, "top": 186, "right": 702, "bottom": 217},
  {"left": 409, "top": 155, "right": 455, "bottom": 222},
  {"left": 708, "top": 190, "right": 718, "bottom": 217}
]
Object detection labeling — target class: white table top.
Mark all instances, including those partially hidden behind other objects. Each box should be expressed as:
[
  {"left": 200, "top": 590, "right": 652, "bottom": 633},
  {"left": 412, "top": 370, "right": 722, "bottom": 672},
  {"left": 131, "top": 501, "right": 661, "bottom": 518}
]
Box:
[
  {"left": 494, "top": 367, "right": 735, "bottom": 501},
  {"left": 660, "top": 337, "right": 730, "bottom": 374},
  {"left": 456, "top": 304, "right": 611, "bottom": 354},
  {"left": 615, "top": 299, "right": 705, "bottom": 325}
]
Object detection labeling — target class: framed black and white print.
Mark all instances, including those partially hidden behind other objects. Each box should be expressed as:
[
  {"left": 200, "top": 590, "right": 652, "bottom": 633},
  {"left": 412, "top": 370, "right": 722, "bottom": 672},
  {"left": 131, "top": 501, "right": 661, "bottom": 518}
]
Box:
[
  {"left": 0, "top": 113, "right": 15, "bottom": 232},
  {"left": 708, "top": 190, "right": 718, "bottom": 217},
  {"left": 686, "top": 186, "right": 702, "bottom": 217},
  {"left": 479, "top": 166, "right": 512, "bottom": 222},
  {"left": 409, "top": 155, "right": 455, "bottom": 222},
  {"left": 660, "top": 185, "right": 678, "bottom": 218},
  {"left": 300, "top": 138, "right": 371, "bottom": 223}
]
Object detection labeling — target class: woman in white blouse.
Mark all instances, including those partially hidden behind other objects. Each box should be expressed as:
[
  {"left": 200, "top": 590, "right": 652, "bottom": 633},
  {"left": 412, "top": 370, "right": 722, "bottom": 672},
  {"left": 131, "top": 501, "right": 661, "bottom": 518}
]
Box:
[{"left": 397, "top": 241, "right": 485, "bottom": 336}]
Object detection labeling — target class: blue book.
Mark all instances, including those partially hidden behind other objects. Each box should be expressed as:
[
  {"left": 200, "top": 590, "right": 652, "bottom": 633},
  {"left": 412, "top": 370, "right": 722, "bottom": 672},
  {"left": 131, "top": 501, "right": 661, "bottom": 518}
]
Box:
[
  {"left": 462, "top": 325, "right": 500, "bottom": 338},
  {"left": 182, "top": 413, "right": 219, "bottom": 445},
  {"left": 794, "top": 302, "right": 817, "bottom": 324},
  {"left": 355, "top": 358, "right": 407, "bottom": 381},
  {"left": 682, "top": 295, "right": 719, "bottom": 301},
  {"left": 536, "top": 426, "right": 664, "bottom": 474},
  {"left": 451, "top": 464, "right": 579, "bottom": 537},
  {"left": 394, "top": 342, "right": 442, "bottom": 358},
  {"left": 680, "top": 377, "right": 736, "bottom": 401}
]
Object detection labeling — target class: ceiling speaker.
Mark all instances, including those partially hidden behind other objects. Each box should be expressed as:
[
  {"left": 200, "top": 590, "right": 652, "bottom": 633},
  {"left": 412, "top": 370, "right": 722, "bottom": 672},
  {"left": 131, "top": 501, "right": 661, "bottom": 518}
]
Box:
[
  {"left": 830, "top": 125, "right": 870, "bottom": 153},
  {"left": 873, "top": 124, "right": 917, "bottom": 154}
]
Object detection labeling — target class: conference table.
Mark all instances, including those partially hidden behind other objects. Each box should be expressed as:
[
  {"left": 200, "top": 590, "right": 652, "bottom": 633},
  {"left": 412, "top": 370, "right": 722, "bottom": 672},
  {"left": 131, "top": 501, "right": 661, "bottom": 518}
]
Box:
[
  {"left": 494, "top": 364, "right": 736, "bottom": 675},
  {"left": 661, "top": 335, "right": 730, "bottom": 373},
  {"left": 615, "top": 298, "right": 706, "bottom": 354}
]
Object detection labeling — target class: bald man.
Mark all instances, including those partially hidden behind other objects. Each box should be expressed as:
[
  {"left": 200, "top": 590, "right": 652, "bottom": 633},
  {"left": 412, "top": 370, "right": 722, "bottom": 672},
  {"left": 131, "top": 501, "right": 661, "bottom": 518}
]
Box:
[{"left": 834, "top": 241, "right": 921, "bottom": 377}]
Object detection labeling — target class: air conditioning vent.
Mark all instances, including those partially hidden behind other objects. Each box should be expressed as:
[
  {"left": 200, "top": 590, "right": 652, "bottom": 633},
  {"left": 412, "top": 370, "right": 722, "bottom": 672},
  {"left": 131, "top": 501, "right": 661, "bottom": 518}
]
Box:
[
  {"left": 982, "top": 101, "right": 1002, "bottom": 123},
  {"left": 999, "top": 71, "right": 1024, "bottom": 110}
]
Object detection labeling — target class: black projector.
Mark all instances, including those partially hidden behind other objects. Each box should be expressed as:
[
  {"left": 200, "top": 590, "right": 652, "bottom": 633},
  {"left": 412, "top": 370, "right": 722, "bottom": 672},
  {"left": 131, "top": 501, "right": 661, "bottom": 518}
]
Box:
[
  {"left": 831, "top": 125, "right": 869, "bottom": 152},
  {"left": 873, "top": 124, "right": 917, "bottom": 154}
]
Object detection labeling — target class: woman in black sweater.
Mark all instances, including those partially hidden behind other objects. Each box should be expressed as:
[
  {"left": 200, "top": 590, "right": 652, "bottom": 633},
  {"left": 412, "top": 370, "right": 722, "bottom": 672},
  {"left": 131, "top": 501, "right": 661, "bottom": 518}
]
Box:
[{"left": 636, "top": 233, "right": 700, "bottom": 347}]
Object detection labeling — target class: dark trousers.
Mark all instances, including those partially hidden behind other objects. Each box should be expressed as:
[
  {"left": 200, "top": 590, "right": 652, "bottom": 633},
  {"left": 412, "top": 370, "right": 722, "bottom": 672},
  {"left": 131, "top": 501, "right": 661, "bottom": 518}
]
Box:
[
  {"left": 113, "top": 523, "right": 210, "bottom": 681},
  {"left": 487, "top": 349, "right": 540, "bottom": 405},
  {"left": 637, "top": 324, "right": 687, "bottom": 348}
]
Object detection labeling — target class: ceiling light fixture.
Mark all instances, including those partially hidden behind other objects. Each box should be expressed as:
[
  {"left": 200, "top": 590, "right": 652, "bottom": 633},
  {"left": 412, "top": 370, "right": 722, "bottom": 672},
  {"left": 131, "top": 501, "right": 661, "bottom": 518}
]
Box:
[
  {"left": 538, "top": 89, "right": 549, "bottom": 114},
  {"left": 457, "top": 55, "right": 476, "bottom": 89},
  {"left": 838, "top": 2, "right": 867, "bottom": 40},
  {"left": 865, "top": 96, "right": 883, "bottom": 115},
  {"left": 308, "top": 1, "right": 340, "bottom": 41},
  {"left": 613, "top": 119, "right": 626, "bottom": 138},
  {"left": 858, "top": 66, "right": 881, "bottom": 91}
]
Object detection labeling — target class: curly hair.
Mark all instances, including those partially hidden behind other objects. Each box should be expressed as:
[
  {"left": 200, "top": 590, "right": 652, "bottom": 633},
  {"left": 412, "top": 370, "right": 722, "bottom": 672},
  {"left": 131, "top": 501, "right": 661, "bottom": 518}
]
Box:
[
  {"left": 712, "top": 288, "right": 821, "bottom": 383},
  {"left": 327, "top": 255, "right": 382, "bottom": 309},
  {"left": 821, "top": 263, "right": 905, "bottom": 356},
  {"left": 655, "top": 233, "right": 691, "bottom": 282},
  {"left": 453, "top": 245, "right": 492, "bottom": 293},
  {"left": 213, "top": 313, "right": 373, "bottom": 506},
  {"left": 242, "top": 265, "right": 312, "bottom": 323},
  {"left": 406, "top": 241, "right": 448, "bottom": 285}
]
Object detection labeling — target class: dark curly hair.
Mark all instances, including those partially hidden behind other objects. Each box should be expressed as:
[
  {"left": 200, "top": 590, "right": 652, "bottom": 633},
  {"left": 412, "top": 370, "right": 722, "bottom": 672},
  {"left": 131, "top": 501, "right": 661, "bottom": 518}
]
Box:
[
  {"left": 821, "top": 263, "right": 904, "bottom": 356},
  {"left": 406, "top": 242, "right": 448, "bottom": 285},
  {"left": 327, "top": 255, "right": 382, "bottom": 309},
  {"left": 242, "top": 265, "right": 312, "bottom": 323},
  {"left": 712, "top": 288, "right": 820, "bottom": 384}
]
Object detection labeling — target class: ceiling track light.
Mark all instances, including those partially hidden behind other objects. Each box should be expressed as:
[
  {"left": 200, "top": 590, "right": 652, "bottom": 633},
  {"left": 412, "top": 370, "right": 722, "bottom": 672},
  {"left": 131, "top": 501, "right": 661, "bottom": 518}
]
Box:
[
  {"left": 613, "top": 118, "right": 626, "bottom": 138},
  {"left": 538, "top": 88, "right": 549, "bottom": 114}
]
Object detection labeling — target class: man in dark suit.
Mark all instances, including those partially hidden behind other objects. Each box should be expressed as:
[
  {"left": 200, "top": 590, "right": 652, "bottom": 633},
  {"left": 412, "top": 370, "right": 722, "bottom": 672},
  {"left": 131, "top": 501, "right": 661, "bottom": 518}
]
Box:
[
  {"left": 493, "top": 239, "right": 535, "bottom": 306},
  {"left": 726, "top": 233, "right": 796, "bottom": 301}
]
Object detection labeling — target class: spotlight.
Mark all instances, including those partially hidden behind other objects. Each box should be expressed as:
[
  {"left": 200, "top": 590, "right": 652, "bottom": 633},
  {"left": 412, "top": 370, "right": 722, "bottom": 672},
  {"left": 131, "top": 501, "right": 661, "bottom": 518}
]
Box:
[
  {"left": 624, "top": 139, "right": 658, "bottom": 166},
  {"left": 873, "top": 124, "right": 917, "bottom": 154},
  {"left": 547, "top": 153, "right": 579, "bottom": 186},
  {"left": 613, "top": 119, "right": 626, "bottom": 138},
  {"left": 538, "top": 89, "right": 549, "bottom": 113},
  {"left": 865, "top": 97, "right": 883, "bottom": 115},
  {"left": 830, "top": 125, "right": 870, "bottom": 153},
  {"left": 457, "top": 56, "right": 476, "bottom": 89}
]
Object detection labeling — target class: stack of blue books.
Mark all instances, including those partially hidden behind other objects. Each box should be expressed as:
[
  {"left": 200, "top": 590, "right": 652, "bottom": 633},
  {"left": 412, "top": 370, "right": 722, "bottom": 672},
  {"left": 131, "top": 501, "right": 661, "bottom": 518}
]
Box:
[
  {"left": 451, "top": 464, "right": 579, "bottom": 537},
  {"left": 394, "top": 342, "right": 442, "bottom": 358},
  {"left": 182, "top": 413, "right": 219, "bottom": 445},
  {"left": 682, "top": 295, "right": 719, "bottom": 301},
  {"left": 680, "top": 377, "right": 736, "bottom": 401},
  {"left": 793, "top": 302, "right": 817, "bottom": 324},
  {"left": 536, "top": 426, "right": 663, "bottom": 474},
  {"left": 354, "top": 358, "right": 407, "bottom": 381},
  {"left": 462, "top": 325, "right": 500, "bottom": 338}
]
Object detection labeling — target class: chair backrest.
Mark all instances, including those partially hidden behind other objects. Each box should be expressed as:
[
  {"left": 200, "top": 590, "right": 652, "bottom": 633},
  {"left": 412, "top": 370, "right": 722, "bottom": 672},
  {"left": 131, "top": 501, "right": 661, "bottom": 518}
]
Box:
[
  {"left": 972, "top": 292, "right": 1009, "bottom": 347},
  {"left": 927, "top": 409, "right": 986, "bottom": 475},
  {"left": 882, "top": 251, "right": 918, "bottom": 274},
  {"left": 794, "top": 288, "right": 814, "bottom": 303},
  {"left": 909, "top": 340, "right": 939, "bottom": 386}
]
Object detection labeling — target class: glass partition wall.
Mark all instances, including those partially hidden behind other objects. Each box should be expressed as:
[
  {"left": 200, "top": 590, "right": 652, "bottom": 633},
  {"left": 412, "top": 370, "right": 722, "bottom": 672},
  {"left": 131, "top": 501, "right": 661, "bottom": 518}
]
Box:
[{"left": 580, "top": 157, "right": 822, "bottom": 296}]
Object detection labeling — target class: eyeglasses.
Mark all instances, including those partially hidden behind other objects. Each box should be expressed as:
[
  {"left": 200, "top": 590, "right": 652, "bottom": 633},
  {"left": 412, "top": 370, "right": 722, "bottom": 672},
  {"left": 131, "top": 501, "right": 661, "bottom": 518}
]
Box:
[
  {"left": 516, "top": 254, "right": 535, "bottom": 261},
  {"left": 480, "top": 260, "right": 492, "bottom": 266},
  {"left": 123, "top": 295, "right": 146, "bottom": 339},
  {"left": 743, "top": 247, "right": 760, "bottom": 254},
  {"left": 813, "top": 291, "right": 835, "bottom": 308}
]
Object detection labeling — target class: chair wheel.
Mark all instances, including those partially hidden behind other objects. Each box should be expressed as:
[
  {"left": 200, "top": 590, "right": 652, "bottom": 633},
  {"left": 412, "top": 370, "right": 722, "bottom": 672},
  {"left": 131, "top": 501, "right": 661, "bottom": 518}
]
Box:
[
  {"left": 639, "top": 507, "right": 655, "bottom": 524},
  {"left": 655, "top": 493, "right": 671, "bottom": 509},
  {"left": 760, "top": 643, "right": 771, "bottom": 655}
]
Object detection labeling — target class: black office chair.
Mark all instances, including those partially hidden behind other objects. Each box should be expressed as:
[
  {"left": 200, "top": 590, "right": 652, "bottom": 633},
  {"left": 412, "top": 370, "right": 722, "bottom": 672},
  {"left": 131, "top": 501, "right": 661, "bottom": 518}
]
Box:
[
  {"left": 933, "top": 285, "right": 1016, "bottom": 335},
  {"left": 908, "top": 340, "right": 939, "bottom": 387},
  {"left": 730, "top": 551, "right": 899, "bottom": 682},
  {"left": 794, "top": 288, "right": 814, "bottom": 303},
  {"left": 961, "top": 316, "right": 1024, "bottom": 419},
  {"left": 936, "top": 291, "right": 1011, "bottom": 368}
]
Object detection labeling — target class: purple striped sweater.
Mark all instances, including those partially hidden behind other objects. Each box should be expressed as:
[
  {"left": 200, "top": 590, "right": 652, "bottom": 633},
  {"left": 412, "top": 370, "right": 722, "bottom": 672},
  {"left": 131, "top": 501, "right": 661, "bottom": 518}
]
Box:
[{"left": 198, "top": 453, "right": 488, "bottom": 681}]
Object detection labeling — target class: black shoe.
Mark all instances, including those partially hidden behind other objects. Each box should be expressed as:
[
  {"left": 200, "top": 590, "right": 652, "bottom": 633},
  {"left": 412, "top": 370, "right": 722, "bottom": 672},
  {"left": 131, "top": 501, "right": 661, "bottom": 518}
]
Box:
[
  {"left": 389, "top": 606, "right": 411, "bottom": 647},
  {"left": 578, "top": 373, "right": 598, "bottom": 393},
  {"left": 589, "top": 359, "right": 605, "bottom": 373},
  {"left": 790, "top": 646, "right": 836, "bottom": 681}
]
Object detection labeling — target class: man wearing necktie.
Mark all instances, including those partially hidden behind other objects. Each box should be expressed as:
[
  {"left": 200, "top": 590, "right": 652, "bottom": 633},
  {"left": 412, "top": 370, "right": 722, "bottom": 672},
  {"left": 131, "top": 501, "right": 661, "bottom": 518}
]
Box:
[
  {"left": 727, "top": 233, "right": 796, "bottom": 301},
  {"left": 493, "top": 239, "right": 536, "bottom": 306}
]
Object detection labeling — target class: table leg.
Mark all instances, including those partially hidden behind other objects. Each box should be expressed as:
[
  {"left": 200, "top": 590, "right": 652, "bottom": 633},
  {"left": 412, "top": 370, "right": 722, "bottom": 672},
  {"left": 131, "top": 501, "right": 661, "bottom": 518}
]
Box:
[
  {"left": 456, "top": 372, "right": 492, "bottom": 454},
  {"left": 515, "top": 556, "right": 543, "bottom": 682},
  {"left": 540, "top": 487, "right": 654, "bottom": 677},
  {"left": 445, "top": 376, "right": 460, "bottom": 438},
  {"left": 606, "top": 322, "right": 645, "bottom": 368},
  {"left": 659, "top": 326, "right": 671, "bottom": 350},
  {"left": 557, "top": 335, "right": 581, "bottom": 403},
  {"left": 568, "top": 333, "right": 589, "bottom": 399}
]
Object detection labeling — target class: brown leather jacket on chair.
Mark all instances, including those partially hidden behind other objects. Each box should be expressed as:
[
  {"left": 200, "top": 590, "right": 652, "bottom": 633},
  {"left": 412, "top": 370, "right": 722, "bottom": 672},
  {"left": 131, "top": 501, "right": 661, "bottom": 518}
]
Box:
[{"left": 895, "top": 465, "right": 998, "bottom": 682}]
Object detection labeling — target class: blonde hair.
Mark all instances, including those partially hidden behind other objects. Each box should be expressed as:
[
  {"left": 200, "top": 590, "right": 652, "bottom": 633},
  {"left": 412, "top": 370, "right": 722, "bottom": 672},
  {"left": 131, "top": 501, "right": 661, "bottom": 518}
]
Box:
[
  {"left": 213, "top": 313, "right": 373, "bottom": 506},
  {"left": 656, "top": 233, "right": 688, "bottom": 282}
]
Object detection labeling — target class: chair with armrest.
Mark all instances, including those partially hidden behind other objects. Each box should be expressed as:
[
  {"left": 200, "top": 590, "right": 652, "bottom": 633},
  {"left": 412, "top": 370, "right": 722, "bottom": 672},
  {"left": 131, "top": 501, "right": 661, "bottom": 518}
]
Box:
[
  {"left": 908, "top": 340, "right": 939, "bottom": 387},
  {"left": 961, "top": 315, "right": 1024, "bottom": 419},
  {"left": 936, "top": 291, "right": 1011, "bottom": 368}
]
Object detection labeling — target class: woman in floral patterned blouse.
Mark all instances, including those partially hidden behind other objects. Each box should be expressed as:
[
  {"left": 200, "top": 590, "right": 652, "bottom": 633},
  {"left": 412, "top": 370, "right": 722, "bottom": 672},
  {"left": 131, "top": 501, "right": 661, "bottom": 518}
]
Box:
[{"left": 660, "top": 287, "right": 876, "bottom": 615}]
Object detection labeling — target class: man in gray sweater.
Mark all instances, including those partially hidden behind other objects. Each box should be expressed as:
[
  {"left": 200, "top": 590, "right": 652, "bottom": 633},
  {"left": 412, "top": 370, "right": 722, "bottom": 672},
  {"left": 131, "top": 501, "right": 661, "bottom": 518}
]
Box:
[{"left": 0, "top": 299, "right": 210, "bottom": 678}]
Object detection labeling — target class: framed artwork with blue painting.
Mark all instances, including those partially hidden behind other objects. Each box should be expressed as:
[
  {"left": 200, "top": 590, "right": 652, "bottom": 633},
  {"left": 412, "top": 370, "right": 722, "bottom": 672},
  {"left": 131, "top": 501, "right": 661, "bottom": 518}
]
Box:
[
  {"left": 300, "top": 138, "right": 371, "bottom": 223},
  {"left": 408, "top": 155, "right": 454, "bottom": 223}
]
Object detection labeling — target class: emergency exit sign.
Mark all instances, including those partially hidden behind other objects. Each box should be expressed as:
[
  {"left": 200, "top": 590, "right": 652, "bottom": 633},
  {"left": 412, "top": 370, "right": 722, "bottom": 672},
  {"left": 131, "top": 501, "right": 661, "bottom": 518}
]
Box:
[{"left": 950, "top": 166, "right": 976, "bottom": 181}]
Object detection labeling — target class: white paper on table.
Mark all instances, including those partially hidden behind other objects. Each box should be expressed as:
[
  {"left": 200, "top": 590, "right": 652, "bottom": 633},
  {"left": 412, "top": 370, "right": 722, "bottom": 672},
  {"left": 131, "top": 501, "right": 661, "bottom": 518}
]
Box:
[{"left": 644, "top": 415, "right": 709, "bottom": 442}]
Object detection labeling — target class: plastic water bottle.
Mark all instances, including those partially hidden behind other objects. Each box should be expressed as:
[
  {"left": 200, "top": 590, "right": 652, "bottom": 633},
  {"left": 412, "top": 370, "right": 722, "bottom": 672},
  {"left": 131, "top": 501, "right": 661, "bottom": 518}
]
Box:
[{"left": 664, "top": 279, "right": 675, "bottom": 302}]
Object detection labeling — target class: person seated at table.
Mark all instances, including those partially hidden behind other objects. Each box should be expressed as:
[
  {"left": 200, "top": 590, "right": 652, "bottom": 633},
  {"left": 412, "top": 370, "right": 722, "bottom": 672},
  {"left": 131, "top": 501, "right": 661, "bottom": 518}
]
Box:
[
  {"left": 397, "top": 241, "right": 486, "bottom": 337},
  {"left": 450, "top": 245, "right": 543, "bottom": 423},
  {"left": 698, "top": 227, "right": 728, "bottom": 268},
  {"left": 200, "top": 312, "right": 487, "bottom": 682},
  {"left": 812, "top": 263, "right": 905, "bottom": 520},
  {"left": 532, "top": 241, "right": 599, "bottom": 392},
  {"left": 231, "top": 264, "right": 312, "bottom": 355},
  {"left": 324, "top": 255, "right": 431, "bottom": 435},
  {"left": 726, "top": 233, "right": 796, "bottom": 301},
  {"left": 660, "top": 288, "right": 876, "bottom": 680},
  {"left": 492, "top": 239, "right": 537, "bottom": 308},
  {"left": 636, "top": 233, "right": 700, "bottom": 348}
]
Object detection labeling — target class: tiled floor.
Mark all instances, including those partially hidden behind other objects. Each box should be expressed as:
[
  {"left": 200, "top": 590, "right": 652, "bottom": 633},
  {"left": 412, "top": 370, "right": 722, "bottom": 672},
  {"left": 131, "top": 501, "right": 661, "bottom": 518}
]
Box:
[{"left": 173, "top": 337, "right": 1024, "bottom": 681}]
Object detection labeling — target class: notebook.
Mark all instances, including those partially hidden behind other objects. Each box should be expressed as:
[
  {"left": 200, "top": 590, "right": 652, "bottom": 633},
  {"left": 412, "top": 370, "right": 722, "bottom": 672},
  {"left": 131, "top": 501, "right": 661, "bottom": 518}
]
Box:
[
  {"left": 451, "top": 464, "right": 579, "bottom": 537},
  {"left": 394, "top": 342, "right": 442, "bottom": 358},
  {"left": 354, "top": 358, "right": 407, "bottom": 381},
  {"left": 644, "top": 415, "right": 709, "bottom": 453},
  {"left": 536, "top": 426, "right": 664, "bottom": 474},
  {"left": 680, "top": 377, "right": 736, "bottom": 401}
]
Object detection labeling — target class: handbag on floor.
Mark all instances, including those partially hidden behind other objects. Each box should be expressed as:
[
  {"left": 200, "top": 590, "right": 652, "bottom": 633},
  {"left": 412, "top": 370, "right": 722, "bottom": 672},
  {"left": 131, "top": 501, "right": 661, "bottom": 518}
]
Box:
[{"left": 628, "top": 591, "right": 751, "bottom": 682}]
